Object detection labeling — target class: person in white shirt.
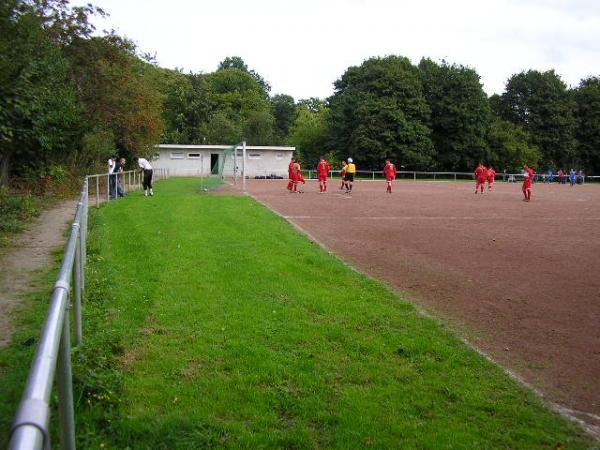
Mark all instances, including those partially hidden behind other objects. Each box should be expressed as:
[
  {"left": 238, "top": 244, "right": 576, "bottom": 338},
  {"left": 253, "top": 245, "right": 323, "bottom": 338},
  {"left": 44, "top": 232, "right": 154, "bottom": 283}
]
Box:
[
  {"left": 108, "top": 156, "right": 117, "bottom": 199},
  {"left": 133, "top": 156, "right": 154, "bottom": 196}
]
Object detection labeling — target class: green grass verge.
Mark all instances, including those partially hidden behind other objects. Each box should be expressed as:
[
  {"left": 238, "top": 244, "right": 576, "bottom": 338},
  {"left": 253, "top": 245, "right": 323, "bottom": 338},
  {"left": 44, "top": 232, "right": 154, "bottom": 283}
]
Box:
[{"left": 1, "top": 177, "right": 595, "bottom": 449}]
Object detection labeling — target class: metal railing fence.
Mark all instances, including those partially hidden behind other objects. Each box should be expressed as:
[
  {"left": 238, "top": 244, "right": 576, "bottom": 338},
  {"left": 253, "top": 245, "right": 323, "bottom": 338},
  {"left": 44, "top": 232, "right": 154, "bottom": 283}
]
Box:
[
  {"left": 298, "top": 169, "right": 595, "bottom": 184},
  {"left": 85, "top": 168, "right": 168, "bottom": 208},
  {"left": 9, "top": 180, "right": 88, "bottom": 450},
  {"left": 9, "top": 167, "right": 167, "bottom": 450}
]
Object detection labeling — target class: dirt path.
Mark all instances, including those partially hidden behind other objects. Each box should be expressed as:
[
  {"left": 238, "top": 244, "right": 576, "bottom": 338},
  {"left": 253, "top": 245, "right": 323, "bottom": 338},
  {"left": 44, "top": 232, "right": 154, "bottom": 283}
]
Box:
[{"left": 0, "top": 200, "right": 78, "bottom": 348}]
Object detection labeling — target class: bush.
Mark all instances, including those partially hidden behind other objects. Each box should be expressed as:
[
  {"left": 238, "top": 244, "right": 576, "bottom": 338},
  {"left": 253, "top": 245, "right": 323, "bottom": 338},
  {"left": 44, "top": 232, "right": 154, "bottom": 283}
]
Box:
[{"left": 0, "top": 189, "right": 41, "bottom": 245}]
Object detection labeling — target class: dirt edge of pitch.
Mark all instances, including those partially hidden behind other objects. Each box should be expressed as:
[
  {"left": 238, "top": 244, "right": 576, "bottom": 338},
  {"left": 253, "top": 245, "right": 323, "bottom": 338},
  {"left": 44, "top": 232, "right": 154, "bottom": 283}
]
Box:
[{"left": 245, "top": 191, "right": 600, "bottom": 441}]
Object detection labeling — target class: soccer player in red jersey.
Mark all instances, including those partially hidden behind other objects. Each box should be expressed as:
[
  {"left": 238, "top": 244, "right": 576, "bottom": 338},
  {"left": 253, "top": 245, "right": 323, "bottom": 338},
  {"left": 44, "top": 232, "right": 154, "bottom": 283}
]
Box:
[
  {"left": 287, "top": 157, "right": 295, "bottom": 191},
  {"left": 340, "top": 160, "right": 348, "bottom": 190},
  {"left": 316, "top": 156, "right": 331, "bottom": 193},
  {"left": 383, "top": 159, "right": 397, "bottom": 193},
  {"left": 487, "top": 166, "right": 496, "bottom": 191},
  {"left": 292, "top": 161, "right": 306, "bottom": 193},
  {"left": 474, "top": 163, "right": 487, "bottom": 194},
  {"left": 522, "top": 165, "right": 534, "bottom": 201}
]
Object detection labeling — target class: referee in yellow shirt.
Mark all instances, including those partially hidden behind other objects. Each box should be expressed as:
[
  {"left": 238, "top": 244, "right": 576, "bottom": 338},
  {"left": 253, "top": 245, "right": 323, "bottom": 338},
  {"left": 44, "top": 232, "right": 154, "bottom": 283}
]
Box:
[{"left": 345, "top": 158, "right": 356, "bottom": 193}]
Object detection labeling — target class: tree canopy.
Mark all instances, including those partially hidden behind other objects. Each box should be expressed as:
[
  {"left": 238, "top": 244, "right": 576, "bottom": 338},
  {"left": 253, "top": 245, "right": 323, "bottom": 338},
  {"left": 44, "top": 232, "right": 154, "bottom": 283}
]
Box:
[
  {"left": 1, "top": 0, "right": 599, "bottom": 189},
  {"left": 328, "top": 56, "right": 435, "bottom": 170},
  {"left": 497, "top": 70, "right": 577, "bottom": 169}
]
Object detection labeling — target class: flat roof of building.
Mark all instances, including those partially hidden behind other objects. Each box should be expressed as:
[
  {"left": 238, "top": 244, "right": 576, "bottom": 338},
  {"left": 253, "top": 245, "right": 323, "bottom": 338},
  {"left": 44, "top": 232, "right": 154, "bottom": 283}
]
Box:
[{"left": 157, "top": 144, "right": 295, "bottom": 151}]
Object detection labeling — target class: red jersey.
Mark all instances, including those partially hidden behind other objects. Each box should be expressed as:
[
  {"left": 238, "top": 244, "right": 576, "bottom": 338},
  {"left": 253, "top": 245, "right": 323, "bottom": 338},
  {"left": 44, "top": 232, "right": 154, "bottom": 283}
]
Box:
[
  {"left": 288, "top": 161, "right": 295, "bottom": 177},
  {"left": 487, "top": 168, "right": 496, "bottom": 181},
  {"left": 474, "top": 165, "right": 487, "bottom": 181},
  {"left": 316, "top": 160, "right": 330, "bottom": 177},
  {"left": 384, "top": 162, "right": 397, "bottom": 179}
]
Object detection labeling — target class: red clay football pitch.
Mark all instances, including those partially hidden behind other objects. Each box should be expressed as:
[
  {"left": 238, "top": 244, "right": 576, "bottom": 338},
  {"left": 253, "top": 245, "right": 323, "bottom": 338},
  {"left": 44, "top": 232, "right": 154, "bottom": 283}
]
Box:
[{"left": 240, "top": 178, "right": 600, "bottom": 432}]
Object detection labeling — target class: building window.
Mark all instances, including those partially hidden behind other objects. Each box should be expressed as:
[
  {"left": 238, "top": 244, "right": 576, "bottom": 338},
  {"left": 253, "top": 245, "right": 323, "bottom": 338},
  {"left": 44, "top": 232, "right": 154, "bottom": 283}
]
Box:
[
  {"left": 276, "top": 153, "right": 284, "bottom": 160},
  {"left": 170, "top": 152, "right": 185, "bottom": 159},
  {"left": 248, "top": 152, "right": 262, "bottom": 159},
  {"left": 187, "top": 153, "right": 201, "bottom": 159}
]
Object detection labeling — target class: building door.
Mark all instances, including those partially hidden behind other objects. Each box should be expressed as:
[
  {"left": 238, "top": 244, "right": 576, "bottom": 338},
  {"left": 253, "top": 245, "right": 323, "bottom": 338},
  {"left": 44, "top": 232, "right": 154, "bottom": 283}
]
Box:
[{"left": 211, "top": 154, "right": 219, "bottom": 175}]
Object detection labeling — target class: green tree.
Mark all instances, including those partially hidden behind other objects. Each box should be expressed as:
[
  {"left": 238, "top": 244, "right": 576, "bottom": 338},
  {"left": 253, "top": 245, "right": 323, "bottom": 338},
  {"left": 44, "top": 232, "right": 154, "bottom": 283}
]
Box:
[
  {"left": 270, "top": 94, "right": 296, "bottom": 143},
  {"left": 66, "top": 34, "right": 165, "bottom": 162},
  {"left": 573, "top": 76, "right": 600, "bottom": 174},
  {"left": 419, "top": 58, "right": 490, "bottom": 170},
  {"left": 0, "top": 0, "right": 84, "bottom": 185},
  {"left": 217, "top": 56, "right": 270, "bottom": 97},
  {"left": 328, "top": 56, "right": 434, "bottom": 170},
  {"left": 498, "top": 70, "right": 576, "bottom": 169},
  {"left": 204, "top": 68, "right": 276, "bottom": 144},
  {"left": 487, "top": 119, "right": 541, "bottom": 172},
  {"left": 158, "top": 69, "right": 212, "bottom": 144},
  {"left": 200, "top": 109, "right": 242, "bottom": 145},
  {"left": 288, "top": 103, "right": 330, "bottom": 166}
]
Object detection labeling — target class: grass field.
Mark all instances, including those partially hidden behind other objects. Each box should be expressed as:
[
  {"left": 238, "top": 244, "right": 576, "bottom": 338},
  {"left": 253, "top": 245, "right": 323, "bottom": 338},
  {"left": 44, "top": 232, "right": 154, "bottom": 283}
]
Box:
[{"left": 0, "top": 178, "right": 595, "bottom": 449}]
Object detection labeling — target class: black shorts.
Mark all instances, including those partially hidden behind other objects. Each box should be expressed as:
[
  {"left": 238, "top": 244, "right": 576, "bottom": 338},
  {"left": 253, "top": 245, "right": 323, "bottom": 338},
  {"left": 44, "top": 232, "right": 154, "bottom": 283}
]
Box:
[{"left": 344, "top": 173, "right": 354, "bottom": 182}]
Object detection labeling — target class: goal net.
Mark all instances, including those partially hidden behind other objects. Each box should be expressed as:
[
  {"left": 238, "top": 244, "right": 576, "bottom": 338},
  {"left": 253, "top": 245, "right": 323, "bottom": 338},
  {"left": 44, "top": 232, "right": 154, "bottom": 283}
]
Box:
[{"left": 217, "top": 144, "right": 239, "bottom": 184}]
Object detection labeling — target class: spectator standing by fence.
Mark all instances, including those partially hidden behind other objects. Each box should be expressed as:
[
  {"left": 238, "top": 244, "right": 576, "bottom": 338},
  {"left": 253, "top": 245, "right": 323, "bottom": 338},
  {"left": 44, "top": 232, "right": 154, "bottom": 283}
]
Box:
[
  {"left": 113, "top": 157, "right": 126, "bottom": 197},
  {"left": 134, "top": 156, "right": 154, "bottom": 196},
  {"left": 108, "top": 156, "right": 117, "bottom": 199}
]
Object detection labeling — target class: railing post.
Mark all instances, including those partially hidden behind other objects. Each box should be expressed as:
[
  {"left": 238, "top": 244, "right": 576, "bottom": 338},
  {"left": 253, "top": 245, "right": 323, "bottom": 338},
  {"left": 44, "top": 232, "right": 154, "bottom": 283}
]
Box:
[
  {"left": 414, "top": 172, "right": 416, "bottom": 181},
  {"left": 95, "top": 176, "right": 99, "bottom": 208},
  {"left": 242, "top": 141, "right": 247, "bottom": 192},
  {"left": 56, "top": 310, "right": 76, "bottom": 450}
]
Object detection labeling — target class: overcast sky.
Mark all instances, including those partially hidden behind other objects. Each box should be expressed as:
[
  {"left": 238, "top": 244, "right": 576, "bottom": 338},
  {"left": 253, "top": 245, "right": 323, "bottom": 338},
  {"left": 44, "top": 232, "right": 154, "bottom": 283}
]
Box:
[{"left": 72, "top": 0, "right": 600, "bottom": 100}]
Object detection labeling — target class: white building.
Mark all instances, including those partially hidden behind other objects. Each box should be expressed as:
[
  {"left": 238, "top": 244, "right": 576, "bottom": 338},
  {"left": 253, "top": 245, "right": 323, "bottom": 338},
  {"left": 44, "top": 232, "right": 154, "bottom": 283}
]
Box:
[{"left": 152, "top": 144, "right": 295, "bottom": 178}]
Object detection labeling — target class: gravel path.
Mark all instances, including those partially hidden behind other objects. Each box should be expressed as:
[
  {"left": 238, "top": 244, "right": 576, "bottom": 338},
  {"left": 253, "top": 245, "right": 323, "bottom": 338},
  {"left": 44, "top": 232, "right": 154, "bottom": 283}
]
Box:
[{"left": 0, "top": 200, "right": 78, "bottom": 347}]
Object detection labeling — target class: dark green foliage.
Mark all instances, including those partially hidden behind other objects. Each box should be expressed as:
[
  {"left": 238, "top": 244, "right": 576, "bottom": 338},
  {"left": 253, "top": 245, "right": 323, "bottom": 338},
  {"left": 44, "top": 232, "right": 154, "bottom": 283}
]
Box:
[
  {"left": 271, "top": 94, "right": 297, "bottom": 143},
  {"left": 328, "top": 56, "right": 435, "bottom": 170},
  {"left": 288, "top": 102, "right": 330, "bottom": 166},
  {"left": 573, "top": 76, "right": 600, "bottom": 174},
  {"left": 487, "top": 119, "right": 541, "bottom": 172},
  {"left": 0, "top": 0, "right": 164, "bottom": 184},
  {"left": 201, "top": 66, "right": 276, "bottom": 145},
  {"left": 0, "top": 189, "right": 40, "bottom": 243},
  {"left": 497, "top": 70, "right": 577, "bottom": 169},
  {"left": 419, "top": 58, "right": 491, "bottom": 170},
  {"left": 218, "top": 55, "right": 271, "bottom": 96},
  {"left": 0, "top": 1, "right": 82, "bottom": 184},
  {"left": 158, "top": 70, "right": 212, "bottom": 144}
]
